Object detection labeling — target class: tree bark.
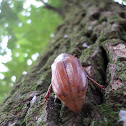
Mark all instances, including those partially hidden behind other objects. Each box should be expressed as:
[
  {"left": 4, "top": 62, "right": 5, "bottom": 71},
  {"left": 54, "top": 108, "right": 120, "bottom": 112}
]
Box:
[{"left": 0, "top": 0, "right": 126, "bottom": 126}]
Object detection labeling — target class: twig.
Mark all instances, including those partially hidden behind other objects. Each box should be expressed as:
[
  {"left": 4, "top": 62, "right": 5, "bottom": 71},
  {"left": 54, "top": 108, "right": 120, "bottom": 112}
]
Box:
[{"left": 41, "top": 0, "right": 63, "bottom": 17}]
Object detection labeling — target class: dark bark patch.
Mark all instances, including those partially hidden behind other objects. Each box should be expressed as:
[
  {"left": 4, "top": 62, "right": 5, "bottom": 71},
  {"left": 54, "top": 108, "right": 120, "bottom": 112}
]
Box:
[
  {"left": 91, "top": 34, "right": 97, "bottom": 43},
  {"left": 119, "top": 11, "right": 126, "bottom": 19},
  {"left": 90, "top": 12, "right": 100, "bottom": 20}
]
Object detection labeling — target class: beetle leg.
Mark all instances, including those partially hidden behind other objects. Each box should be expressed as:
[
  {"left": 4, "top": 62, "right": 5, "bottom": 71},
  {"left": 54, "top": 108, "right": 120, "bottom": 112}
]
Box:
[
  {"left": 44, "top": 84, "right": 52, "bottom": 103},
  {"left": 87, "top": 76, "right": 105, "bottom": 90},
  {"left": 83, "top": 68, "right": 105, "bottom": 90},
  {"left": 54, "top": 95, "right": 57, "bottom": 102}
]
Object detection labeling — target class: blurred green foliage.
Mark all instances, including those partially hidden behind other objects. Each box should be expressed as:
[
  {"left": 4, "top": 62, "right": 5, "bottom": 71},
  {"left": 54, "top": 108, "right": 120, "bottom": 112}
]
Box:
[
  {"left": 0, "top": 0, "right": 62, "bottom": 102},
  {"left": 115, "top": 0, "right": 126, "bottom": 4},
  {"left": 122, "top": 0, "right": 126, "bottom": 3}
]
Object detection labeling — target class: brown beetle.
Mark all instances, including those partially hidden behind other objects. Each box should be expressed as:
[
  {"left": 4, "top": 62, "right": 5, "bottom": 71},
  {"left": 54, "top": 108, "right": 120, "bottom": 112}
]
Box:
[{"left": 44, "top": 53, "right": 104, "bottom": 113}]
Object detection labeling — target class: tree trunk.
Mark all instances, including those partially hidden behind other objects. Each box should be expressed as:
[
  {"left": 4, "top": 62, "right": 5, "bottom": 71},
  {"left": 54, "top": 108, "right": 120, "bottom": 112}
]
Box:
[{"left": 0, "top": 0, "right": 126, "bottom": 125}]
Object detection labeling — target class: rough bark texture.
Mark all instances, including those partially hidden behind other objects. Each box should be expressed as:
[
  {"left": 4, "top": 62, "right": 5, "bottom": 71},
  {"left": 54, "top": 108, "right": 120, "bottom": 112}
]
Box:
[{"left": 0, "top": 0, "right": 126, "bottom": 126}]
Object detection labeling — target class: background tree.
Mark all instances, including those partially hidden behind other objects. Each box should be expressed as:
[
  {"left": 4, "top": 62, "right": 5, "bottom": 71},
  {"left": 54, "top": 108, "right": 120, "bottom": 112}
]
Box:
[
  {"left": 0, "top": 0, "right": 126, "bottom": 125},
  {"left": 0, "top": 0, "right": 61, "bottom": 101}
]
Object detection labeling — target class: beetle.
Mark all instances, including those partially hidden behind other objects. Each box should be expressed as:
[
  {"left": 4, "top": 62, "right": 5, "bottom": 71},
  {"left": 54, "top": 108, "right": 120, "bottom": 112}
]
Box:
[{"left": 44, "top": 53, "right": 105, "bottom": 113}]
